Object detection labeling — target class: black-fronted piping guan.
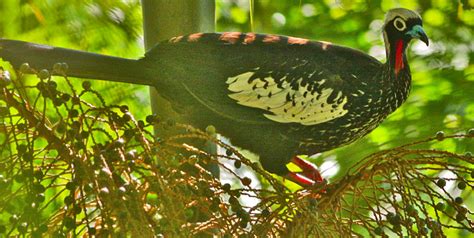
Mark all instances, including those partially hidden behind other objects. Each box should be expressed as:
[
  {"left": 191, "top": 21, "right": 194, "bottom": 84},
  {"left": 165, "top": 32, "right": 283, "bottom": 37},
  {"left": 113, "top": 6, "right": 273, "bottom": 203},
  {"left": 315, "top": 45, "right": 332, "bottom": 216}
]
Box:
[{"left": 0, "top": 8, "right": 429, "bottom": 186}]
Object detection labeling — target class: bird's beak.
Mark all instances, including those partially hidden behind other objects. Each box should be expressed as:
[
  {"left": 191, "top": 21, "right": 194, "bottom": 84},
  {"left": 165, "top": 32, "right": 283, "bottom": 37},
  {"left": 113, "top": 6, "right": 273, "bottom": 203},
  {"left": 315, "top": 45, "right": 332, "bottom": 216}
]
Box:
[{"left": 406, "top": 25, "right": 429, "bottom": 46}]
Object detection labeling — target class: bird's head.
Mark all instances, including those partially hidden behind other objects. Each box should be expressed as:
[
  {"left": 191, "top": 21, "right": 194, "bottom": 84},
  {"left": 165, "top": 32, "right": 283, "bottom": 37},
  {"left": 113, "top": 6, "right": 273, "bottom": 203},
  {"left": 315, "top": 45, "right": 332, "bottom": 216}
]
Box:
[
  {"left": 383, "top": 8, "right": 429, "bottom": 47},
  {"left": 382, "top": 8, "right": 429, "bottom": 74}
]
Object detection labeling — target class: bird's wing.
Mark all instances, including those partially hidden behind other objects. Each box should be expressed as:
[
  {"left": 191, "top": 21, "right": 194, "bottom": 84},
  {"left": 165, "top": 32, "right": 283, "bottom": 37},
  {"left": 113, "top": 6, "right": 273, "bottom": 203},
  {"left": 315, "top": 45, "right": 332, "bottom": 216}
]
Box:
[
  {"left": 225, "top": 64, "right": 349, "bottom": 126},
  {"left": 143, "top": 33, "right": 382, "bottom": 126}
]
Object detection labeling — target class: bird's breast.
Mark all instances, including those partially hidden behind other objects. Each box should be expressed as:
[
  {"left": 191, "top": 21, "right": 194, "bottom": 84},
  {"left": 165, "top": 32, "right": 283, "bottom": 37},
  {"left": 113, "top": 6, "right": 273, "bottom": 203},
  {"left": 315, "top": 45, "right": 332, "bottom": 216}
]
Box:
[{"left": 292, "top": 82, "right": 394, "bottom": 153}]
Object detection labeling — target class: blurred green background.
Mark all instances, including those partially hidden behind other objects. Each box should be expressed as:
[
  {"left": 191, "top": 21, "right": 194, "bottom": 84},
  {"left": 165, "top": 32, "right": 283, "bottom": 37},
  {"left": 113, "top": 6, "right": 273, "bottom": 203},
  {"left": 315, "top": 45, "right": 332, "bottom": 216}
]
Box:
[
  {"left": 0, "top": 0, "right": 472, "bottom": 195},
  {"left": 0, "top": 0, "right": 473, "bottom": 236}
]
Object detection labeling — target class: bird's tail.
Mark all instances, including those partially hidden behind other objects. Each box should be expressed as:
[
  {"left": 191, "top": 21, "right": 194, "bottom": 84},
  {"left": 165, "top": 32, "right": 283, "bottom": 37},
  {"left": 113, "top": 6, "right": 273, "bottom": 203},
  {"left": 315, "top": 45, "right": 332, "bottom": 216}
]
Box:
[{"left": 0, "top": 39, "right": 153, "bottom": 86}]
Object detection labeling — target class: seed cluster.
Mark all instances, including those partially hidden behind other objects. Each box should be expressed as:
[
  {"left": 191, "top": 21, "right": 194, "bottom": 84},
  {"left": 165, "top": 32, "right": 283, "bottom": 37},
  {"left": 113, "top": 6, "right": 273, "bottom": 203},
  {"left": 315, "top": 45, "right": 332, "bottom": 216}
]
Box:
[{"left": 0, "top": 67, "right": 472, "bottom": 236}]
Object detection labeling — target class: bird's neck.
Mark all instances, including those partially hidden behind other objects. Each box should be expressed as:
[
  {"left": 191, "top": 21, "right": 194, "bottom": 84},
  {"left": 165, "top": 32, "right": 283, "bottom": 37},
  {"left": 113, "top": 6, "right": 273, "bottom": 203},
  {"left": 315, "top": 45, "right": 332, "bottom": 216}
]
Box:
[
  {"left": 381, "top": 38, "right": 412, "bottom": 111},
  {"left": 385, "top": 38, "right": 409, "bottom": 77}
]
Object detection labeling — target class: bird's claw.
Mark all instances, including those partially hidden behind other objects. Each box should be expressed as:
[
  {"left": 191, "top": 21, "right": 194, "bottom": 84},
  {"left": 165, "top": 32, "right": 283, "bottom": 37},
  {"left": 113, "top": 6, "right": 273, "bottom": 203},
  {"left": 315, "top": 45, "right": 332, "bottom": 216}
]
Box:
[
  {"left": 285, "top": 156, "right": 326, "bottom": 188},
  {"left": 291, "top": 156, "right": 324, "bottom": 182}
]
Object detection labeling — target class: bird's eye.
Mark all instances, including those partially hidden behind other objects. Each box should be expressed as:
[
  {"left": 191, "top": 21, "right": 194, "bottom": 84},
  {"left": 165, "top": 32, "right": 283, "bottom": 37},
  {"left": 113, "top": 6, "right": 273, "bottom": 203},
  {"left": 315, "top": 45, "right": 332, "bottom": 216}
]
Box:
[{"left": 393, "top": 18, "right": 407, "bottom": 31}]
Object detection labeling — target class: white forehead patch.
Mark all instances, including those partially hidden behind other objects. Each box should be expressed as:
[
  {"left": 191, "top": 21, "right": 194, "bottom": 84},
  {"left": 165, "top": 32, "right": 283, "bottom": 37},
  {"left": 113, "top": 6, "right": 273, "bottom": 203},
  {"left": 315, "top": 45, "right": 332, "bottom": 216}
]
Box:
[
  {"left": 226, "top": 72, "right": 348, "bottom": 126},
  {"left": 385, "top": 8, "right": 421, "bottom": 23}
]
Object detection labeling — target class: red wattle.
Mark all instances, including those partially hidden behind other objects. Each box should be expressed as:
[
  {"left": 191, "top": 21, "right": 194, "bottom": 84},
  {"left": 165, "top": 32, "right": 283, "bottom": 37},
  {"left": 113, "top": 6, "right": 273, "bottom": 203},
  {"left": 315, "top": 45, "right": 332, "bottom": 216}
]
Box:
[{"left": 395, "top": 40, "right": 404, "bottom": 76}]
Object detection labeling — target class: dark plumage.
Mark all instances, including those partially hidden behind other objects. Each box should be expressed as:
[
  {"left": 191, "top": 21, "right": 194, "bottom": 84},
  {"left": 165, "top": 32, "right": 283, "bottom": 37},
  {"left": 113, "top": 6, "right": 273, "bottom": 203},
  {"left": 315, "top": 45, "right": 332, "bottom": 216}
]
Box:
[{"left": 0, "top": 8, "right": 428, "bottom": 186}]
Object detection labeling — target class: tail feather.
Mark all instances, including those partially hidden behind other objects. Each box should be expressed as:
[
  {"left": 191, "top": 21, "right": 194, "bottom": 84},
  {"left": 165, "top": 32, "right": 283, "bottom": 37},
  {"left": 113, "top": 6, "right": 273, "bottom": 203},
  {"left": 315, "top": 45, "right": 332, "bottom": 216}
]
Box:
[{"left": 0, "top": 39, "right": 153, "bottom": 86}]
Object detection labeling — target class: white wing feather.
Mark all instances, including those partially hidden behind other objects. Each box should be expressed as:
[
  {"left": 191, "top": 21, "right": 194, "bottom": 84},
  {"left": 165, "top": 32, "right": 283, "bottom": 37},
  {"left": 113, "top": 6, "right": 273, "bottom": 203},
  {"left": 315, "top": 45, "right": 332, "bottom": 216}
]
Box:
[{"left": 227, "top": 72, "right": 348, "bottom": 126}]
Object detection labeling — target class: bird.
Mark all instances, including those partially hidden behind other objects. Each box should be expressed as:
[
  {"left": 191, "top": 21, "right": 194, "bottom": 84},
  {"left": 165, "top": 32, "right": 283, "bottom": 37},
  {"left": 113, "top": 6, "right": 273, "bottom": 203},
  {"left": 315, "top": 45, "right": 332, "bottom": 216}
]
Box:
[{"left": 0, "top": 8, "right": 428, "bottom": 186}]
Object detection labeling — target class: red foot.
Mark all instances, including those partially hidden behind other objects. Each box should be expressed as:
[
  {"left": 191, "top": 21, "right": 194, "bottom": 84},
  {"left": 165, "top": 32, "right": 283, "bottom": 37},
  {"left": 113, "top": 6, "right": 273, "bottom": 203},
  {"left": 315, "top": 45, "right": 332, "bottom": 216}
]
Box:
[
  {"left": 291, "top": 156, "right": 323, "bottom": 183},
  {"left": 283, "top": 156, "right": 326, "bottom": 187},
  {"left": 287, "top": 172, "right": 315, "bottom": 186}
]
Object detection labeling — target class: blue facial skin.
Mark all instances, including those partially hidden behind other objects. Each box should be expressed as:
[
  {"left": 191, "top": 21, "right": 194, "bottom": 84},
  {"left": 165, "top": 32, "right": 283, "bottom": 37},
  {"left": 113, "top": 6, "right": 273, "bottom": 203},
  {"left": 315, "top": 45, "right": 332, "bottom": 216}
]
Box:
[{"left": 406, "top": 25, "right": 429, "bottom": 46}]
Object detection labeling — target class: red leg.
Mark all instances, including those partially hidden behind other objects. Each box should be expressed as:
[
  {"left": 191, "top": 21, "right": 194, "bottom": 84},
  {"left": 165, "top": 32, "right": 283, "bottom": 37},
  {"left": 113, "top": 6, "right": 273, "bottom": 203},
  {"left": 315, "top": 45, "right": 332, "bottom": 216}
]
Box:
[
  {"left": 286, "top": 172, "right": 315, "bottom": 186},
  {"left": 291, "top": 156, "right": 323, "bottom": 183}
]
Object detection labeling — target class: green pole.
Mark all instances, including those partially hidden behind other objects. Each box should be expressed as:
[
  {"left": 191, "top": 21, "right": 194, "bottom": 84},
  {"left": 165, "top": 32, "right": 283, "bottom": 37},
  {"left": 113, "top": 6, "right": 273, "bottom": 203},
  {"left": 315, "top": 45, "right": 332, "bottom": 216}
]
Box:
[
  {"left": 140, "top": 1, "right": 218, "bottom": 174},
  {"left": 140, "top": 2, "right": 219, "bottom": 232},
  {"left": 141, "top": 0, "right": 215, "bottom": 132}
]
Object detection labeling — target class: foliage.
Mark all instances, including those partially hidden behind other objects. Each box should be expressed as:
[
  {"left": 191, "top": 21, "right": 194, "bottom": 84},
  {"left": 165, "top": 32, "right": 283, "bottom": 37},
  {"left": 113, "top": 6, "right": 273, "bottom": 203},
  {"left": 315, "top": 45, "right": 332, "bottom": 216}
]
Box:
[
  {"left": 0, "top": 71, "right": 472, "bottom": 236},
  {"left": 0, "top": 0, "right": 473, "bottom": 237}
]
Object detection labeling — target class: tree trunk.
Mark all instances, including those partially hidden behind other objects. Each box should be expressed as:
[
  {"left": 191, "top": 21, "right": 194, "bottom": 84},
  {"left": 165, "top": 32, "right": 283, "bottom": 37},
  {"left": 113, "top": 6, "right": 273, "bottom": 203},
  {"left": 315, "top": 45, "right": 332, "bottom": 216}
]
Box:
[
  {"left": 141, "top": 0, "right": 215, "bottom": 134},
  {"left": 140, "top": 0, "right": 218, "bottom": 169}
]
